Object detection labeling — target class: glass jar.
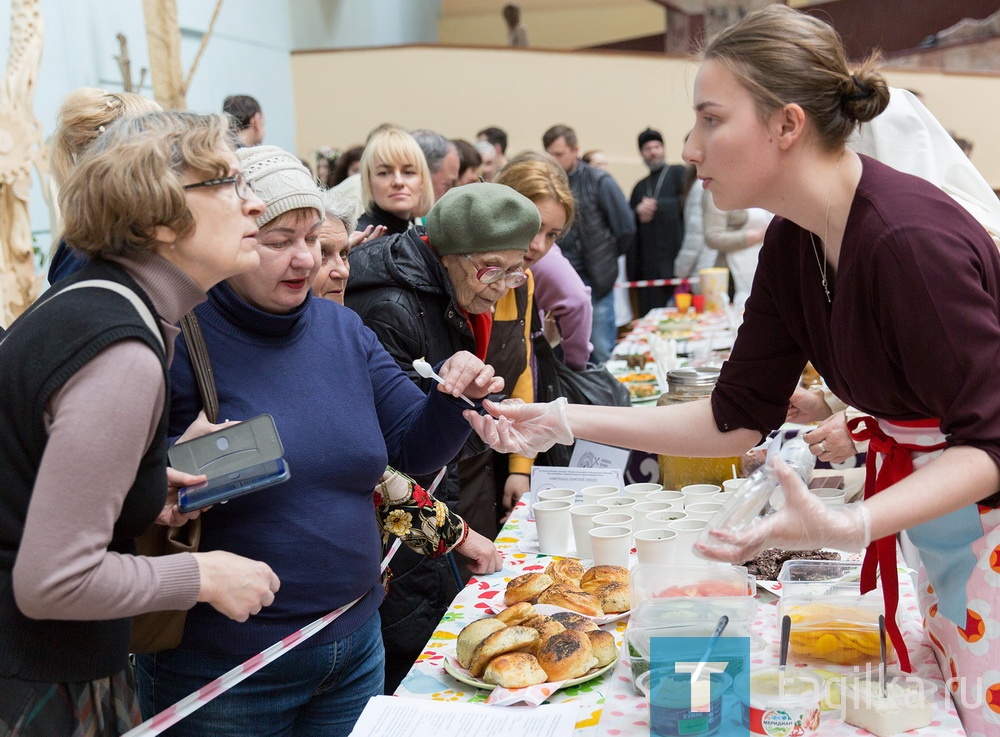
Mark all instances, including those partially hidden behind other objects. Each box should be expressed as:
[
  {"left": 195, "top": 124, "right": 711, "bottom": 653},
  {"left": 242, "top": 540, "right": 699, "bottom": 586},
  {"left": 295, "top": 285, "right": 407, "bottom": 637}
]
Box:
[{"left": 657, "top": 367, "right": 743, "bottom": 488}]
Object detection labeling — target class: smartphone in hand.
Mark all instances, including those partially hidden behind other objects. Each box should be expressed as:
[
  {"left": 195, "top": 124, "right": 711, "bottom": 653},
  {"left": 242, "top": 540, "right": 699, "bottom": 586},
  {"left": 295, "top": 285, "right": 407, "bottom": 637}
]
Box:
[{"left": 178, "top": 458, "right": 291, "bottom": 513}]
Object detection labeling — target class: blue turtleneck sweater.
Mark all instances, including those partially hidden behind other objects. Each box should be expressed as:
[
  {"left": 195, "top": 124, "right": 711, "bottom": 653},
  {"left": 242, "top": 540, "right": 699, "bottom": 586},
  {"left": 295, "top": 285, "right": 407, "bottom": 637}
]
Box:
[{"left": 167, "top": 282, "right": 474, "bottom": 656}]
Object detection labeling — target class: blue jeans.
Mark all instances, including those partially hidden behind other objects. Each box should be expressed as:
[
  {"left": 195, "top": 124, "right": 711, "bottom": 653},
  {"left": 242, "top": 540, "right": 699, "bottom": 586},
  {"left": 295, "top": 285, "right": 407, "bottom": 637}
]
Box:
[
  {"left": 589, "top": 289, "right": 617, "bottom": 364},
  {"left": 136, "top": 613, "right": 383, "bottom": 737}
]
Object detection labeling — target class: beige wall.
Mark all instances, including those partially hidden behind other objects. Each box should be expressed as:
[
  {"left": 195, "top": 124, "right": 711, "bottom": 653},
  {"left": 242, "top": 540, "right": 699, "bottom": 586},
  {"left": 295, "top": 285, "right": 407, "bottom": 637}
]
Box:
[
  {"left": 292, "top": 45, "right": 1000, "bottom": 190},
  {"left": 438, "top": 3, "right": 666, "bottom": 50}
]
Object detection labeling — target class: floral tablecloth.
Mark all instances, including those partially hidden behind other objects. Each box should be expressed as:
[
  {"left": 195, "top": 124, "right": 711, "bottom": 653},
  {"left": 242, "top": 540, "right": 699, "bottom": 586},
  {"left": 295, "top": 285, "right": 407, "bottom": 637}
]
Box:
[{"left": 395, "top": 502, "right": 966, "bottom": 736}]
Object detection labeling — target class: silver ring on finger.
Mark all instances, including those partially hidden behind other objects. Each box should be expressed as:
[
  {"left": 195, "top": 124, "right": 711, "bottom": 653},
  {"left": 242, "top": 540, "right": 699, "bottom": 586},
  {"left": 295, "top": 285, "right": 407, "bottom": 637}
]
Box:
[{"left": 818, "top": 440, "right": 827, "bottom": 454}]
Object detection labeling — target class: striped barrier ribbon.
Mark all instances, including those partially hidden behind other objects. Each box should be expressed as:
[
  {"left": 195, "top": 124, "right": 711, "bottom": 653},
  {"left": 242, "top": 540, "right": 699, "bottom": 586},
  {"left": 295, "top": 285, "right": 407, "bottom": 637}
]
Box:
[
  {"left": 614, "top": 276, "right": 701, "bottom": 288},
  {"left": 122, "top": 536, "right": 403, "bottom": 737}
]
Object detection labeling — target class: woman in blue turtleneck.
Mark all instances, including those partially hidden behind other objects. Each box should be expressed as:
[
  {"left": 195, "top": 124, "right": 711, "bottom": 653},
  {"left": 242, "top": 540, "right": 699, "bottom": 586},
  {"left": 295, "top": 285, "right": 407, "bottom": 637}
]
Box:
[{"left": 135, "top": 146, "right": 502, "bottom": 737}]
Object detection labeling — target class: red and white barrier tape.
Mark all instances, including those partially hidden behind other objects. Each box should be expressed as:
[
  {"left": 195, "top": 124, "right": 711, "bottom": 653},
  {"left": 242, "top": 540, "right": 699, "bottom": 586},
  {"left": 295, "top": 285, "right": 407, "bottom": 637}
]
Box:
[
  {"left": 614, "top": 276, "right": 700, "bottom": 288},
  {"left": 122, "top": 537, "right": 403, "bottom": 737}
]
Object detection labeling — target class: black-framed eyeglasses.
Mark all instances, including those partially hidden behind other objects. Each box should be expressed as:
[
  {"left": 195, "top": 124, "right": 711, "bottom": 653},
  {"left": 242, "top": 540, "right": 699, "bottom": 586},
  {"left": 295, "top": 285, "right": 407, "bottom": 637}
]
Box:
[
  {"left": 183, "top": 173, "right": 253, "bottom": 201},
  {"left": 464, "top": 254, "right": 528, "bottom": 288}
]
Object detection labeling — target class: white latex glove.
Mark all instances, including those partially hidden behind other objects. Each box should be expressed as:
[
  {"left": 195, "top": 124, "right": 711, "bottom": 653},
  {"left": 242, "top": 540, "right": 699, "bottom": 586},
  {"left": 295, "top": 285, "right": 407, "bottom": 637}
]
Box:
[
  {"left": 463, "top": 397, "right": 574, "bottom": 458},
  {"left": 694, "top": 456, "right": 871, "bottom": 563},
  {"left": 455, "top": 528, "right": 504, "bottom": 574}
]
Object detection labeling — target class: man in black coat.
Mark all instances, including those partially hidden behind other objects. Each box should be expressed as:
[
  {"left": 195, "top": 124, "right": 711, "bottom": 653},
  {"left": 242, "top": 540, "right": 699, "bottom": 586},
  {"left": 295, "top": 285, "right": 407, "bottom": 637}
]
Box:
[{"left": 629, "top": 128, "right": 687, "bottom": 316}]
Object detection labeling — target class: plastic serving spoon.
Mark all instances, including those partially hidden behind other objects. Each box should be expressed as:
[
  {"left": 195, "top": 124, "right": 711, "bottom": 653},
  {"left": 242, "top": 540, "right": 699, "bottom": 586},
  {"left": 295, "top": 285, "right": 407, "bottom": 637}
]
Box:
[
  {"left": 878, "top": 614, "right": 888, "bottom": 699},
  {"left": 779, "top": 614, "right": 792, "bottom": 686},
  {"left": 413, "top": 357, "right": 476, "bottom": 407}
]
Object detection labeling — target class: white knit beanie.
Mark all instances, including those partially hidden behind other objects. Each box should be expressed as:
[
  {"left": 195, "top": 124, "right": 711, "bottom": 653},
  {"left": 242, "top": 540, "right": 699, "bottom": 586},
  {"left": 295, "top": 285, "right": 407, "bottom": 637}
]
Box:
[{"left": 237, "top": 145, "right": 323, "bottom": 229}]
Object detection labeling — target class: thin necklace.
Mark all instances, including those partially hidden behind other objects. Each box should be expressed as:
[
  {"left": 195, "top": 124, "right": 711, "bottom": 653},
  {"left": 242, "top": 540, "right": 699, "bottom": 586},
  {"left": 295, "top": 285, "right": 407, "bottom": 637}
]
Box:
[{"left": 809, "top": 151, "right": 844, "bottom": 304}]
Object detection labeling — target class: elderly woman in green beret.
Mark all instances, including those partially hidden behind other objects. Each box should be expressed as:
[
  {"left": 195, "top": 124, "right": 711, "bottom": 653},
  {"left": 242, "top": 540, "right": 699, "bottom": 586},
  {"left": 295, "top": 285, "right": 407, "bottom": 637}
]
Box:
[{"left": 346, "top": 183, "right": 541, "bottom": 691}]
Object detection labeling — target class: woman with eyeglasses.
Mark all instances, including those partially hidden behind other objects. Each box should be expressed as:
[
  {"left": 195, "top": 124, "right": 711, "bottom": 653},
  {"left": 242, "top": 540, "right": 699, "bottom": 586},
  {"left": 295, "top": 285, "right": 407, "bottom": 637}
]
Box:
[
  {"left": 346, "top": 182, "right": 541, "bottom": 692},
  {"left": 0, "top": 111, "right": 279, "bottom": 736}
]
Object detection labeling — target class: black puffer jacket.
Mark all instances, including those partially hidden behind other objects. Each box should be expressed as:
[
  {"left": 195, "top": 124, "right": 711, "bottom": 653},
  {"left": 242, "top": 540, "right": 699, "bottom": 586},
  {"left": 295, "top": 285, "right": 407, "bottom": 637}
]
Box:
[
  {"left": 346, "top": 228, "right": 485, "bottom": 692},
  {"left": 347, "top": 228, "right": 476, "bottom": 421}
]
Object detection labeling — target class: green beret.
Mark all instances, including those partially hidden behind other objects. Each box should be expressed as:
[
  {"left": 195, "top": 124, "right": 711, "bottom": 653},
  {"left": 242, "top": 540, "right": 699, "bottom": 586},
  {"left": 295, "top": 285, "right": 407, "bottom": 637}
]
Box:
[{"left": 426, "top": 183, "right": 540, "bottom": 256}]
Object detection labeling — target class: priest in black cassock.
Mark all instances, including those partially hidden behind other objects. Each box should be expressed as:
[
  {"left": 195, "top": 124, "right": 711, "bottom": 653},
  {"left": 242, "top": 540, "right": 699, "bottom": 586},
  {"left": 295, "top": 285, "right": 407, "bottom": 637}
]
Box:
[{"left": 628, "top": 128, "right": 688, "bottom": 316}]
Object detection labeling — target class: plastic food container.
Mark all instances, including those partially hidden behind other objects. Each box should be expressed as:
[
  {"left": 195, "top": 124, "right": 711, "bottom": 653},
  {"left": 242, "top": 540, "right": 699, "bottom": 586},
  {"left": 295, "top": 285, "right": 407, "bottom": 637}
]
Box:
[
  {"left": 842, "top": 674, "right": 934, "bottom": 737},
  {"left": 638, "top": 667, "right": 733, "bottom": 737},
  {"left": 742, "top": 668, "right": 824, "bottom": 736},
  {"left": 778, "top": 594, "right": 892, "bottom": 666},
  {"left": 625, "top": 621, "right": 765, "bottom": 685},
  {"left": 777, "top": 560, "right": 864, "bottom": 597},
  {"left": 630, "top": 563, "right": 755, "bottom": 611}
]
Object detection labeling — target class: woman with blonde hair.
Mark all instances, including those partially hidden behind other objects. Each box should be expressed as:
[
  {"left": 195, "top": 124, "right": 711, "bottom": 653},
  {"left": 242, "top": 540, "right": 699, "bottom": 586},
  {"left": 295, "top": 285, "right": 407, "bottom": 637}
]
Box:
[
  {"left": 46, "top": 88, "right": 162, "bottom": 283},
  {"left": 0, "top": 110, "right": 278, "bottom": 736},
  {"left": 467, "top": 8, "right": 1000, "bottom": 730},
  {"left": 358, "top": 125, "right": 434, "bottom": 235},
  {"left": 494, "top": 151, "right": 593, "bottom": 371}
]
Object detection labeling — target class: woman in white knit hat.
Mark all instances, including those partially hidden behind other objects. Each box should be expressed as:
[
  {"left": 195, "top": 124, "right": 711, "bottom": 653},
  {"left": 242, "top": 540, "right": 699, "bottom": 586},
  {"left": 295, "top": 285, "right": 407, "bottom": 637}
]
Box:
[{"left": 136, "top": 146, "right": 503, "bottom": 737}]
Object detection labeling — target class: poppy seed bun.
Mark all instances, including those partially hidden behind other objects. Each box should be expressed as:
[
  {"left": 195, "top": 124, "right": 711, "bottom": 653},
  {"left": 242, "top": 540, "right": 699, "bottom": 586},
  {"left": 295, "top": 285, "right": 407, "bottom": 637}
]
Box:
[
  {"left": 587, "top": 629, "right": 618, "bottom": 667},
  {"left": 522, "top": 614, "right": 566, "bottom": 643},
  {"left": 545, "top": 559, "right": 586, "bottom": 586},
  {"left": 469, "top": 625, "right": 540, "bottom": 678},
  {"left": 496, "top": 601, "right": 536, "bottom": 626},
  {"left": 482, "top": 652, "right": 549, "bottom": 688},
  {"left": 592, "top": 580, "right": 630, "bottom": 613},
  {"left": 550, "top": 611, "right": 600, "bottom": 632},
  {"left": 580, "top": 565, "right": 629, "bottom": 591},
  {"left": 457, "top": 618, "right": 507, "bottom": 669},
  {"left": 504, "top": 573, "right": 554, "bottom": 606},
  {"left": 537, "top": 583, "right": 604, "bottom": 617},
  {"left": 536, "top": 630, "right": 598, "bottom": 681}
]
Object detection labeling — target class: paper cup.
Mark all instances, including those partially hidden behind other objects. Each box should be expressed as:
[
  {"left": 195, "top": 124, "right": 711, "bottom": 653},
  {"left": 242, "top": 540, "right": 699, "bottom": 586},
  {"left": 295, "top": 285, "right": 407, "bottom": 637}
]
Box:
[
  {"left": 685, "top": 501, "right": 725, "bottom": 522},
  {"left": 682, "top": 484, "right": 722, "bottom": 507},
  {"left": 598, "top": 496, "right": 638, "bottom": 513},
  {"left": 647, "top": 490, "right": 686, "bottom": 510},
  {"left": 645, "top": 509, "right": 688, "bottom": 530},
  {"left": 581, "top": 485, "right": 619, "bottom": 505},
  {"left": 722, "top": 478, "right": 746, "bottom": 494},
  {"left": 537, "top": 487, "right": 578, "bottom": 505},
  {"left": 533, "top": 500, "right": 573, "bottom": 555},
  {"left": 632, "top": 502, "right": 672, "bottom": 534},
  {"left": 592, "top": 511, "right": 635, "bottom": 533},
  {"left": 668, "top": 518, "right": 708, "bottom": 565},
  {"left": 625, "top": 482, "right": 664, "bottom": 503},
  {"left": 635, "top": 528, "right": 679, "bottom": 566},
  {"left": 588, "top": 526, "right": 632, "bottom": 567},
  {"left": 570, "top": 504, "right": 608, "bottom": 559}
]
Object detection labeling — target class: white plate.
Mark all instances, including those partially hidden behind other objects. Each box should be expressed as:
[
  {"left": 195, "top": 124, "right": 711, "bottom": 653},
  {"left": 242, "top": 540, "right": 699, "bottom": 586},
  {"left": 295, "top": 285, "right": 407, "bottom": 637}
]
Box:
[
  {"left": 487, "top": 601, "right": 630, "bottom": 626},
  {"left": 443, "top": 654, "right": 615, "bottom": 692}
]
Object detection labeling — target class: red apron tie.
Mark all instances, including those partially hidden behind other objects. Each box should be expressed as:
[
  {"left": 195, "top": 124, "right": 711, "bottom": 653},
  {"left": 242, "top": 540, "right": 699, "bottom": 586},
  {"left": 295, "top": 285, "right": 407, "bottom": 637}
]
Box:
[{"left": 846, "top": 416, "right": 946, "bottom": 673}]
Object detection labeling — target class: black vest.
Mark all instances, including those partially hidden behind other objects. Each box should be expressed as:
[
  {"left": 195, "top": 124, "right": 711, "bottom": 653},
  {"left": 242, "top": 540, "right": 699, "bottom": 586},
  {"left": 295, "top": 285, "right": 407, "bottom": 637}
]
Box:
[
  {"left": 0, "top": 259, "right": 169, "bottom": 682},
  {"left": 561, "top": 162, "right": 620, "bottom": 299}
]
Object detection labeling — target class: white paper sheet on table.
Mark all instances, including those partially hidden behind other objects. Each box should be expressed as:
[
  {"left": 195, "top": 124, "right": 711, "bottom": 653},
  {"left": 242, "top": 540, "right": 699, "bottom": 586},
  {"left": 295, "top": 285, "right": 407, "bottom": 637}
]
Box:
[{"left": 348, "top": 696, "right": 580, "bottom": 737}]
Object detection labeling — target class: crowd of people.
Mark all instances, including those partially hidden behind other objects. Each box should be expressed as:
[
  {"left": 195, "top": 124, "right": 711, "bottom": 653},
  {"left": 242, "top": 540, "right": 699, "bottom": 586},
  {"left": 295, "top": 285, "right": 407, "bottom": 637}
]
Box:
[{"left": 2, "top": 5, "right": 1000, "bottom": 737}]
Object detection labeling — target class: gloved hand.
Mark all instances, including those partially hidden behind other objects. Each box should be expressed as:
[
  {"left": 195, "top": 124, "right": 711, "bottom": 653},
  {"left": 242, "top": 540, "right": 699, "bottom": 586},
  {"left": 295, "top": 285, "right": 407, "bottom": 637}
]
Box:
[
  {"left": 463, "top": 397, "right": 574, "bottom": 458},
  {"left": 694, "top": 456, "right": 872, "bottom": 563}
]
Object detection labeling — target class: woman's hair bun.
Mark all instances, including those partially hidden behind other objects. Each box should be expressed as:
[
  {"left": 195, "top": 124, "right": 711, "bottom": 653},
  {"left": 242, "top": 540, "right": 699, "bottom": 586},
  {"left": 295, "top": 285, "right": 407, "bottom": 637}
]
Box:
[{"left": 842, "top": 64, "right": 890, "bottom": 123}]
